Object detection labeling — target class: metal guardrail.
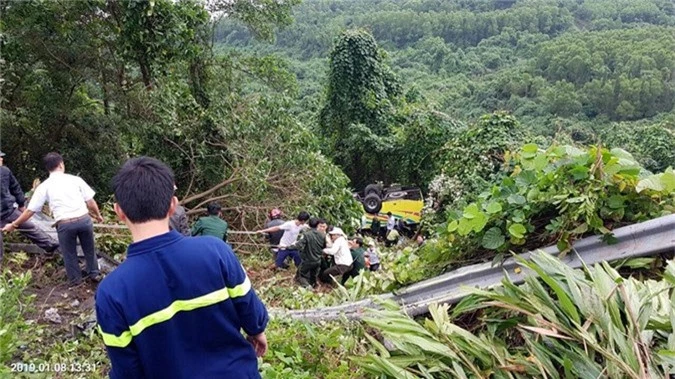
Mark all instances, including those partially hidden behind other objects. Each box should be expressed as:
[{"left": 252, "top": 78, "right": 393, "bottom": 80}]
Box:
[{"left": 271, "top": 214, "right": 675, "bottom": 321}]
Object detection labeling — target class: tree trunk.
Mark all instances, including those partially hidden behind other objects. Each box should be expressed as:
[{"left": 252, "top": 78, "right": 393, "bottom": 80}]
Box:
[{"left": 139, "top": 56, "right": 152, "bottom": 90}]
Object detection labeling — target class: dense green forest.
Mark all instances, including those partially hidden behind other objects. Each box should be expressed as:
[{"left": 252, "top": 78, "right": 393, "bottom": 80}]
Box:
[
  {"left": 217, "top": 0, "right": 675, "bottom": 189},
  {"left": 217, "top": 0, "right": 675, "bottom": 126}
]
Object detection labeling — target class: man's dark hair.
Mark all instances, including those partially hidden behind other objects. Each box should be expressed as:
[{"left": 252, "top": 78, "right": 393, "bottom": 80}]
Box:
[
  {"left": 297, "top": 211, "right": 310, "bottom": 222},
  {"left": 387, "top": 212, "right": 392, "bottom": 216},
  {"left": 43, "top": 152, "right": 64, "bottom": 172},
  {"left": 112, "top": 157, "right": 175, "bottom": 223},
  {"left": 206, "top": 202, "right": 221, "bottom": 216},
  {"left": 352, "top": 237, "right": 363, "bottom": 247},
  {"left": 308, "top": 217, "right": 321, "bottom": 228}
]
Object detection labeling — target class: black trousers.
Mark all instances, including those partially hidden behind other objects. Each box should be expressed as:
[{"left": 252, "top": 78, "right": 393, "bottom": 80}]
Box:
[
  {"left": 56, "top": 217, "right": 99, "bottom": 284},
  {"left": 319, "top": 264, "right": 352, "bottom": 285},
  {"left": 296, "top": 261, "right": 321, "bottom": 287}
]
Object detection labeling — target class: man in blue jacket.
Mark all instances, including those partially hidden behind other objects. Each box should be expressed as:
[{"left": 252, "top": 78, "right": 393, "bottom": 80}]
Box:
[
  {"left": 0, "top": 151, "right": 59, "bottom": 266},
  {"left": 95, "top": 157, "right": 269, "bottom": 378}
]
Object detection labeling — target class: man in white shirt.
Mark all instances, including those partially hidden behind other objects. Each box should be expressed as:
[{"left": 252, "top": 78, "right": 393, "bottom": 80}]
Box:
[
  {"left": 319, "top": 227, "right": 353, "bottom": 284},
  {"left": 386, "top": 212, "right": 396, "bottom": 232},
  {"left": 2, "top": 152, "right": 104, "bottom": 286},
  {"left": 257, "top": 211, "right": 309, "bottom": 269}
]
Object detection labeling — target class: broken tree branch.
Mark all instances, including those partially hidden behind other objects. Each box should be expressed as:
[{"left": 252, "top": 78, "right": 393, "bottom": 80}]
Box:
[{"left": 181, "top": 168, "right": 241, "bottom": 205}]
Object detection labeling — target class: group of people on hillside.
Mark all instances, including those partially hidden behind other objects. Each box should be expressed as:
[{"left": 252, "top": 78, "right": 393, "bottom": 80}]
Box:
[
  {"left": 0, "top": 150, "right": 232, "bottom": 287},
  {"left": 368, "top": 211, "right": 407, "bottom": 247},
  {"left": 256, "top": 210, "right": 380, "bottom": 288},
  {"left": 4, "top": 153, "right": 270, "bottom": 377}
]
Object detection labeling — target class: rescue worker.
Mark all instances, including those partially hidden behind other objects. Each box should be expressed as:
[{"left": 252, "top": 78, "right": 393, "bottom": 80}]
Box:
[
  {"left": 264, "top": 208, "right": 285, "bottom": 254},
  {"left": 319, "top": 227, "right": 353, "bottom": 285},
  {"left": 3, "top": 152, "right": 104, "bottom": 285},
  {"left": 191, "top": 202, "right": 228, "bottom": 241},
  {"left": 341, "top": 236, "right": 366, "bottom": 285},
  {"left": 0, "top": 150, "right": 59, "bottom": 266},
  {"left": 385, "top": 226, "right": 400, "bottom": 247},
  {"left": 256, "top": 211, "right": 309, "bottom": 269},
  {"left": 293, "top": 217, "right": 327, "bottom": 288},
  {"left": 366, "top": 241, "right": 381, "bottom": 271},
  {"left": 370, "top": 216, "right": 381, "bottom": 239},
  {"left": 386, "top": 212, "right": 396, "bottom": 233},
  {"left": 96, "top": 156, "right": 268, "bottom": 378},
  {"left": 169, "top": 184, "right": 190, "bottom": 236}
]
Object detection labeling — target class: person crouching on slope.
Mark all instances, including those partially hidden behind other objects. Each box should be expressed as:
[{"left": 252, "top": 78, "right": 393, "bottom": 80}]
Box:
[
  {"left": 341, "top": 236, "right": 366, "bottom": 285},
  {"left": 293, "top": 217, "right": 327, "bottom": 288},
  {"left": 192, "top": 202, "right": 229, "bottom": 242},
  {"left": 319, "top": 227, "right": 353, "bottom": 285},
  {"left": 96, "top": 157, "right": 269, "bottom": 379}
]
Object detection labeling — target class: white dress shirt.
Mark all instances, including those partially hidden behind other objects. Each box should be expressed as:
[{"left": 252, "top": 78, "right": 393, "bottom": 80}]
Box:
[
  {"left": 278, "top": 220, "right": 308, "bottom": 248},
  {"left": 387, "top": 216, "right": 396, "bottom": 230},
  {"left": 323, "top": 236, "right": 353, "bottom": 266},
  {"left": 27, "top": 171, "right": 95, "bottom": 221}
]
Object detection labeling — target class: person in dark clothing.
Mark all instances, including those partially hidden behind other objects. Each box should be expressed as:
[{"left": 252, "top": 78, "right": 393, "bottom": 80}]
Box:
[
  {"left": 192, "top": 203, "right": 228, "bottom": 241},
  {"left": 370, "top": 216, "right": 381, "bottom": 239},
  {"left": 169, "top": 204, "right": 190, "bottom": 236},
  {"left": 341, "top": 237, "right": 366, "bottom": 285},
  {"left": 293, "top": 218, "right": 327, "bottom": 288},
  {"left": 169, "top": 184, "right": 190, "bottom": 236},
  {"left": 0, "top": 151, "right": 59, "bottom": 266},
  {"left": 96, "top": 156, "right": 268, "bottom": 378},
  {"left": 264, "top": 208, "right": 284, "bottom": 253}
]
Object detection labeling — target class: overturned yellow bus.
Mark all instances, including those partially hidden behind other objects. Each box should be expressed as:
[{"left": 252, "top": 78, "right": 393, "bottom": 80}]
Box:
[{"left": 355, "top": 184, "right": 424, "bottom": 235}]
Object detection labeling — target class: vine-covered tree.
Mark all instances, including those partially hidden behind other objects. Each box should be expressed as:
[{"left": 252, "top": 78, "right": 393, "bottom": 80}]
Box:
[{"left": 319, "top": 29, "right": 402, "bottom": 188}]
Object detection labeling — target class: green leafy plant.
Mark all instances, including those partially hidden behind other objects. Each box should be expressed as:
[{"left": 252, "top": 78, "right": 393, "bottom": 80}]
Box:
[
  {"left": 356, "top": 251, "right": 675, "bottom": 378},
  {"left": 0, "top": 271, "right": 33, "bottom": 372},
  {"left": 260, "top": 319, "right": 365, "bottom": 379},
  {"left": 428, "top": 142, "right": 674, "bottom": 269}
]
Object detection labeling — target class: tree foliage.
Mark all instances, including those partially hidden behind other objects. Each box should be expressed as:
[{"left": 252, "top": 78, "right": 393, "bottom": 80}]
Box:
[
  {"left": 0, "top": 0, "right": 360, "bottom": 228},
  {"left": 425, "top": 142, "right": 674, "bottom": 270},
  {"left": 216, "top": 0, "right": 675, "bottom": 142}
]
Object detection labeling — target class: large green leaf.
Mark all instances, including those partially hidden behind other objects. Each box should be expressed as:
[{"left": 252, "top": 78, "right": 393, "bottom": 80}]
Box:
[
  {"left": 508, "top": 223, "right": 527, "bottom": 238},
  {"left": 521, "top": 143, "right": 539, "bottom": 159},
  {"left": 482, "top": 227, "right": 505, "bottom": 250},
  {"left": 485, "top": 201, "right": 502, "bottom": 214}
]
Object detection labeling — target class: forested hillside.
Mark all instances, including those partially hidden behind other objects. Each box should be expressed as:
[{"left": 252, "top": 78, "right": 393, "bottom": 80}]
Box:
[
  {"left": 2, "top": 1, "right": 675, "bottom": 378},
  {"left": 216, "top": 0, "right": 675, "bottom": 140}
]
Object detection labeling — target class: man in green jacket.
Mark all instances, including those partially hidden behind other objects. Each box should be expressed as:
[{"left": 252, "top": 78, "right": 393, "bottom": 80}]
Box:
[
  {"left": 342, "top": 237, "right": 366, "bottom": 285},
  {"left": 192, "top": 203, "right": 228, "bottom": 242},
  {"left": 293, "top": 217, "right": 327, "bottom": 288}
]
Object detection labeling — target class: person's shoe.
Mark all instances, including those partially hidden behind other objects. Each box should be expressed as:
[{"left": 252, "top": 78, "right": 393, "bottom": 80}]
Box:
[
  {"left": 88, "top": 272, "right": 103, "bottom": 283},
  {"left": 68, "top": 279, "right": 83, "bottom": 288}
]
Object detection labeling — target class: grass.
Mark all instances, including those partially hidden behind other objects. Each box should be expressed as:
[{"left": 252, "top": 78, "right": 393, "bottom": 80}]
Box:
[{"left": 0, "top": 248, "right": 372, "bottom": 378}]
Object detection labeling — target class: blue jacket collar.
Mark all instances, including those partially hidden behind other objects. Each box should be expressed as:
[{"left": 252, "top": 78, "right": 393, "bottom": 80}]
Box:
[{"left": 127, "top": 230, "right": 183, "bottom": 257}]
